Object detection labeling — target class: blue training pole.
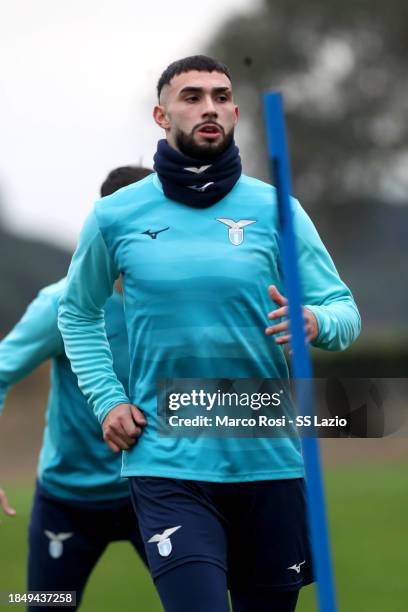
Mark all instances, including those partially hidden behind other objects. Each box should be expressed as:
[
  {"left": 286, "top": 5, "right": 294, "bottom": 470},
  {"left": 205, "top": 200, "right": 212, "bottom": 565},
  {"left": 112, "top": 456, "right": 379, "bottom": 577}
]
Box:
[{"left": 263, "top": 91, "right": 338, "bottom": 612}]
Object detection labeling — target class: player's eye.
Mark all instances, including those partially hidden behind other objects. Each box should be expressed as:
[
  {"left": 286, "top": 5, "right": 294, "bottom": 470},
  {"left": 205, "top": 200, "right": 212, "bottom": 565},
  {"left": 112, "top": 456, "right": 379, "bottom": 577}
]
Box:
[
  {"left": 217, "top": 95, "right": 228, "bottom": 102},
  {"left": 185, "top": 95, "right": 199, "bottom": 103}
]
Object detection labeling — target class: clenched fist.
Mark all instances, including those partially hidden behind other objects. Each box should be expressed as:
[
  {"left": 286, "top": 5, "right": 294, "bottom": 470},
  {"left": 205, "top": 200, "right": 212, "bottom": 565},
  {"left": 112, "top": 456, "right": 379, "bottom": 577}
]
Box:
[{"left": 102, "top": 403, "right": 147, "bottom": 453}]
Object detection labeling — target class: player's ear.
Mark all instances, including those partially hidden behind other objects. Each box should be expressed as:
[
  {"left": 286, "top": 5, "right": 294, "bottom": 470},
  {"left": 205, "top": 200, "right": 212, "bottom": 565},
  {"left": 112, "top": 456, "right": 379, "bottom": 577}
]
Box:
[{"left": 153, "top": 105, "right": 171, "bottom": 130}]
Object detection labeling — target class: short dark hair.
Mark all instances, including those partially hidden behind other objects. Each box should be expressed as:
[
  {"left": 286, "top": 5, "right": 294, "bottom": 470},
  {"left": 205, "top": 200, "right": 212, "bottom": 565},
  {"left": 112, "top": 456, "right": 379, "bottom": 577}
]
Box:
[
  {"left": 157, "top": 55, "right": 232, "bottom": 100},
  {"left": 100, "top": 166, "right": 153, "bottom": 197}
]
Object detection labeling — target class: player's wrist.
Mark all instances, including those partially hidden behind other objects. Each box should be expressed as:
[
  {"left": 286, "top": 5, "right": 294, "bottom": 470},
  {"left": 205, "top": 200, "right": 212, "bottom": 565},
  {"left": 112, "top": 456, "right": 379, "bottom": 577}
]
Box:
[{"left": 98, "top": 399, "right": 131, "bottom": 425}]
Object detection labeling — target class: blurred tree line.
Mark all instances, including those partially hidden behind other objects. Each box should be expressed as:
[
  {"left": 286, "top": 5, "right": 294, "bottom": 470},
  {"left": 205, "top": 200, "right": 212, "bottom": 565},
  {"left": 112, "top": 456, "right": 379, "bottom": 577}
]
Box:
[{"left": 206, "top": 0, "right": 408, "bottom": 340}]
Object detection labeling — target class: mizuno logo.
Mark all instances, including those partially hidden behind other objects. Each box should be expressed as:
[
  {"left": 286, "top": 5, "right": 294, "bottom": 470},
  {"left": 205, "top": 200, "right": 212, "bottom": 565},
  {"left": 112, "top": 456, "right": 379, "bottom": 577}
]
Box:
[
  {"left": 44, "top": 531, "right": 73, "bottom": 559},
  {"left": 184, "top": 165, "right": 212, "bottom": 174},
  {"left": 216, "top": 218, "right": 257, "bottom": 246},
  {"left": 142, "top": 227, "right": 170, "bottom": 239},
  {"left": 287, "top": 561, "right": 306, "bottom": 574},
  {"left": 148, "top": 526, "right": 182, "bottom": 557},
  {"left": 188, "top": 182, "right": 214, "bottom": 192}
]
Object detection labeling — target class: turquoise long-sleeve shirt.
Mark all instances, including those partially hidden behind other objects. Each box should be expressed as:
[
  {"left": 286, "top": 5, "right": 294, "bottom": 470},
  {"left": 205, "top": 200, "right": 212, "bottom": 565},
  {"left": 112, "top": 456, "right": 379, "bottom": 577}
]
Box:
[
  {"left": 0, "top": 278, "right": 130, "bottom": 501},
  {"left": 59, "top": 173, "right": 361, "bottom": 482}
]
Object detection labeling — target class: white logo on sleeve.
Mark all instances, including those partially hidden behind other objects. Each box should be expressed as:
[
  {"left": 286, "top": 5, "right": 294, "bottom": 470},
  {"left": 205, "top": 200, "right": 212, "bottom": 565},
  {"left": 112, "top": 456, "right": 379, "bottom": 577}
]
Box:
[
  {"left": 44, "top": 531, "right": 73, "bottom": 559},
  {"left": 148, "top": 526, "right": 182, "bottom": 557},
  {"left": 216, "top": 218, "right": 257, "bottom": 246},
  {"left": 287, "top": 560, "right": 306, "bottom": 574}
]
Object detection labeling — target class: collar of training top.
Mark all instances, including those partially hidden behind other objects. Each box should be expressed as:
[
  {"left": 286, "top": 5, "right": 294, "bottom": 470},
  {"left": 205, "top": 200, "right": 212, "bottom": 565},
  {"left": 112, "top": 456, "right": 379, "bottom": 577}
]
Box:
[{"left": 153, "top": 138, "right": 242, "bottom": 208}]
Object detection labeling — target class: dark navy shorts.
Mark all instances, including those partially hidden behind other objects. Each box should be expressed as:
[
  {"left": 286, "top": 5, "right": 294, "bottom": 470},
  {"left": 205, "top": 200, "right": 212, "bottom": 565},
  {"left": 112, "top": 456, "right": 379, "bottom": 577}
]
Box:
[
  {"left": 28, "top": 481, "right": 147, "bottom": 610},
  {"left": 129, "top": 477, "right": 313, "bottom": 592}
]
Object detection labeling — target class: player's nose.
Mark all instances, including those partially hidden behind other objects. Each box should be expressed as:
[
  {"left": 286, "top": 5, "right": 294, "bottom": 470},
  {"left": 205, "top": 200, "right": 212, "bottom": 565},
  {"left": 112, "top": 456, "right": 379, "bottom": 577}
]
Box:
[{"left": 202, "top": 95, "right": 217, "bottom": 116}]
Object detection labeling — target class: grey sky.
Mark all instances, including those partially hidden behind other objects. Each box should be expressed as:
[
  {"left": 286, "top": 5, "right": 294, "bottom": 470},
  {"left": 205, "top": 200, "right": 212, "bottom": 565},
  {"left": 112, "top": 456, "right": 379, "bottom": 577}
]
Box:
[{"left": 0, "top": 0, "right": 257, "bottom": 248}]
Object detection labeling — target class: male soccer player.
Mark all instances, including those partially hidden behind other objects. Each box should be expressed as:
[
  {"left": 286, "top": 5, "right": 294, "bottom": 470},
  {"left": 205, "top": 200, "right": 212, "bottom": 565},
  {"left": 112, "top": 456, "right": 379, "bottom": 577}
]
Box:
[
  {"left": 0, "top": 166, "right": 152, "bottom": 610},
  {"left": 58, "top": 56, "right": 361, "bottom": 611}
]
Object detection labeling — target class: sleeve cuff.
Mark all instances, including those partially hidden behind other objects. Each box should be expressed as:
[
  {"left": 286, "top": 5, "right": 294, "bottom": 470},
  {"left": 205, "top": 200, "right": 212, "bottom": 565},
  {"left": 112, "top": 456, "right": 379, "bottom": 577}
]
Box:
[
  {"left": 304, "top": 304, "right": 330, "bottom": 348},
  {"left": 95, "top": 395, "right": 130, "bottom": 425}
]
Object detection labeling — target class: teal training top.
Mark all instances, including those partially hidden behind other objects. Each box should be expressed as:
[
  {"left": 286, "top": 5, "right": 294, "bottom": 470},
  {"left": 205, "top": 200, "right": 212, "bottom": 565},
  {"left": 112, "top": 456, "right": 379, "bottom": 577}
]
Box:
[
  {"left": 58, "top": 173, "right": 361, "bottom": 482},
  {"left": 0, "top": 278, "right": 130, "bottom": 501}
]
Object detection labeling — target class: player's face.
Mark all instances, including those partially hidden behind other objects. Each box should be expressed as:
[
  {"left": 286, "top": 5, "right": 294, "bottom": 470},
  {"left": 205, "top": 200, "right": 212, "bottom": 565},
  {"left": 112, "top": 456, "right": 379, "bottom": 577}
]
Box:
[{"left": 154, "top": 70, "right": 239, "bottom": 160}]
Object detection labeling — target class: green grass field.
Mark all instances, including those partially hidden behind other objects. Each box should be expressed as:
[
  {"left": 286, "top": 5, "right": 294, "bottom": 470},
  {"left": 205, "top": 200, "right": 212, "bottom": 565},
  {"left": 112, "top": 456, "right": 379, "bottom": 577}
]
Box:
[{"left": 1, "top": 464, "right": 407, "bottom": 611}]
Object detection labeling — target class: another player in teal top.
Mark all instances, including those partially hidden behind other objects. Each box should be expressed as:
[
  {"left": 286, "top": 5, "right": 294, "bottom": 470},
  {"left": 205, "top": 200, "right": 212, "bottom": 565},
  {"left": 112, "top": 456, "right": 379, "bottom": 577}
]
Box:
[
  {"left": 0, "top": 166, "right": 152, "bottom": 611},
  {"left": 58, "top": 57, "right": 361, "bottom": 610},
  {"left": 0, "top": 278, "right": 129, "bottom": 500}
]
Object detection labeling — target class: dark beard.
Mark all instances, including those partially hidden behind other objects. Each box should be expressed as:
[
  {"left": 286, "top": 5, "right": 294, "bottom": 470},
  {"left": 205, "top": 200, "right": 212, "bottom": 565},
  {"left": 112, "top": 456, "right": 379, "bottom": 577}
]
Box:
[{"left": 175, "top": 127, "right": 234, "bottom": 161}]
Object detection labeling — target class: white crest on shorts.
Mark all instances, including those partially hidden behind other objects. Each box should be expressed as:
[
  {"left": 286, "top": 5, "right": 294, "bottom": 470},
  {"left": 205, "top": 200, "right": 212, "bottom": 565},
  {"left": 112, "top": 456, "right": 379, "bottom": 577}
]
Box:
[
  {"left": 216, "top": 218, "right": 257, "bottom": 246},
  {"left": 287, "top": 560, "right": 305, "bottom": 574},
  {"left": 44, "top": 530, "right": 73, "bottom": 559},
  {"left": 148, "top": 526, "right": 182, "bottom": 557}
]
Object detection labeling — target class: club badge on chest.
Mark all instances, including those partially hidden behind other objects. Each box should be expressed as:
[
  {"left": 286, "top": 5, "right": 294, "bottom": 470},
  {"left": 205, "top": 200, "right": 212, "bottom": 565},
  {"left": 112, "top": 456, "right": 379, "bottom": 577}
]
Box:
[{"left": 216, "top": 218, "right": 257, "bottom": 246}]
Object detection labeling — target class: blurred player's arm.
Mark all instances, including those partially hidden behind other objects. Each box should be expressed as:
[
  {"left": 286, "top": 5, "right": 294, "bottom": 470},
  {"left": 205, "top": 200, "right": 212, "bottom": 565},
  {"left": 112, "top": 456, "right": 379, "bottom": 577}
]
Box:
[
  {"left": 58, "top": 211, "right": 146, "bottom": 453},
  {"left": 0, "top": 291, "right": 63, "bottom": 415},
  {"left": 0, "top": 291, "right": 62, "bottom": 522},
  {"left": 0, "top": 486, "right": 16, "bottom": 522}
]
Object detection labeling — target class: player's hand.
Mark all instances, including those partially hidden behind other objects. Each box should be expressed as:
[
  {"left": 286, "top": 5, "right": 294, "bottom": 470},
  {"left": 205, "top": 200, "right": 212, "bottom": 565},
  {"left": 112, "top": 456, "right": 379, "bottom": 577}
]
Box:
[
  {"left": 102, "top": 403, "right": 147, "bottom": 453},
  {"left": 0, "top": 487, "right": 16, "bottom": 523},
  {"left": 265, "top": 285, "right": 319, "bottom": 345}
]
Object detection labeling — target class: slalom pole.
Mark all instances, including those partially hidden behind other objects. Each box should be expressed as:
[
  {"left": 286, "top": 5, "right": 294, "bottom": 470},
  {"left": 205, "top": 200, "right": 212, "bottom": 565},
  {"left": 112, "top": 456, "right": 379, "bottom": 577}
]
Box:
[{"left": 263, "top": 91, "right": 338, "bottom": 612}]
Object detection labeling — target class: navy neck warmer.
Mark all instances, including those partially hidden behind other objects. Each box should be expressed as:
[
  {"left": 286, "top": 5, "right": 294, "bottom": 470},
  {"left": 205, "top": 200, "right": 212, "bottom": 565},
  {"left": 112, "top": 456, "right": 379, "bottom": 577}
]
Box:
[{"left": 153, "top": 139, "right": 242, "bottom": 208}]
